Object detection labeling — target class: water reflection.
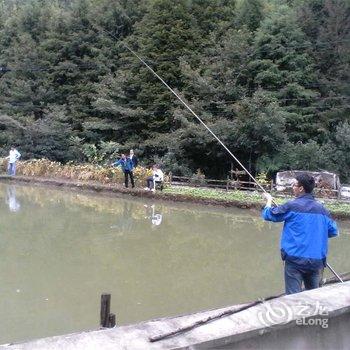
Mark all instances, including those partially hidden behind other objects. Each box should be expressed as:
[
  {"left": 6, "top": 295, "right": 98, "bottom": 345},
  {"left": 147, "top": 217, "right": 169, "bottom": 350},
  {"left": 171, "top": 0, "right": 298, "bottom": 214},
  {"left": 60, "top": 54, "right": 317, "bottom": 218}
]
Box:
[
  {"left": 0, "top": 184, "right": 265, "bottom": 231},
  {"left": 0, "top": 183, "right": 349, "bottom": 345},
  {"left": 110, "top": 202, "right": 135, "bottom": 234},
  {"left": 6, "top": 185, "right": 20, "bottom": 212},
  {"left": 110, "top": 202, "right": 164, "bottom": 234},
  {"left": 144, "top": 204, "right": 163, "bottom": 228}
]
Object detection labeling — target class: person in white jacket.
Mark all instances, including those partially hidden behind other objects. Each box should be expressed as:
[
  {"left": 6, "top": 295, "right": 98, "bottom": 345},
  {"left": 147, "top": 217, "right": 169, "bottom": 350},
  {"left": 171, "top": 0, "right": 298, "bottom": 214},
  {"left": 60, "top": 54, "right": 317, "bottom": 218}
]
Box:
[
  {"left": 6, "top": 146, "right": 21, "bottom": 176},
  {"left": 145, "top": 165, "right": 164, "bottom": 192}
]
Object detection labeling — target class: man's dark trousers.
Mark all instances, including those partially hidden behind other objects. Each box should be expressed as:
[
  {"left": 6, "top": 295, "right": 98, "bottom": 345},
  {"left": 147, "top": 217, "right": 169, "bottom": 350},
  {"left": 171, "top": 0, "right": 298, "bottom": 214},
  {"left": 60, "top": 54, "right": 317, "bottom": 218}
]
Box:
[
  {"left": 124, "top": 170, "right": 135, "bottom": 188},
  {"left": 284, "top": 260, "right": 322, "bottom": 294}
]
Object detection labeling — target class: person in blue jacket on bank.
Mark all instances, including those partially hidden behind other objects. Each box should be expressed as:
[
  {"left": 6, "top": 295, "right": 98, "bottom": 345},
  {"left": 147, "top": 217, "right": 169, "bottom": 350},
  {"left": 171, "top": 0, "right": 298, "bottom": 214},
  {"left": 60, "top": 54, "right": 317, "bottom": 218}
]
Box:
[
  {"left": 262, "top": 173, "right": 338, "bottom": 295},
  {"left": 112, "top": 153, "right": 135, "bottom": 188}
]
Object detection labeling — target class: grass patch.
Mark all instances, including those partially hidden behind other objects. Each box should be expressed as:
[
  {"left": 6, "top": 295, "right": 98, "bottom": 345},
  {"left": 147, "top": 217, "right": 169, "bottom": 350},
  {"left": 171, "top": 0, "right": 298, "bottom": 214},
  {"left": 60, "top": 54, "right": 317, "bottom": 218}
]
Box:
[
  {"left": 324, "top": 201, "right": 350, "bottom": 217},
  {"left": 163, "top": 186, "right": 350, "bottom": 216},
  {"left": 164, "top": 186, "right": 263, "bottom": 203}
]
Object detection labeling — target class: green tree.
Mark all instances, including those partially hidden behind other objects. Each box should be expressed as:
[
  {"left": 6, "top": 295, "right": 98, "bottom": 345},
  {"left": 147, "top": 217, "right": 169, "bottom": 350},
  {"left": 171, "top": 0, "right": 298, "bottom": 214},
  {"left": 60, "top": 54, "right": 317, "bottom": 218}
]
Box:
[
  {"left": 248, "top": 6, "right": 321, "bottom": 142},
  {"left": 237, "top": 0, "right": 264, "bottom": 31},
  {"left": 190, "top": 0, "right": 237, "bottom": 37},
  {"left": 0, "top": 0, "right": 55, "bottom": 119},
  {"left": 296, "top": 0, "right": 350, "bottom": 141},
  {"left": 323, "top": 122, "right": 350, "bottom": 181},
  {"left": 125, "top": 0, "right": 202, "bottom": 134}
]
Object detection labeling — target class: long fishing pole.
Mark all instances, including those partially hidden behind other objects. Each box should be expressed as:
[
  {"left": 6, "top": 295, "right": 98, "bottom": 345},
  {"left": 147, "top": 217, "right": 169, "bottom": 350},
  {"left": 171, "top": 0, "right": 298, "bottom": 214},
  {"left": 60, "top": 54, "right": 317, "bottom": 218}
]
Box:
[
  {"left": 94, "top": 24, "right": 343, "bottom": 283},
  {"left": 123, "top": 44, "right": 268, "bottom": 194},
  {"left": 326, "top": 263, "right": 344, "bottom": 283}
]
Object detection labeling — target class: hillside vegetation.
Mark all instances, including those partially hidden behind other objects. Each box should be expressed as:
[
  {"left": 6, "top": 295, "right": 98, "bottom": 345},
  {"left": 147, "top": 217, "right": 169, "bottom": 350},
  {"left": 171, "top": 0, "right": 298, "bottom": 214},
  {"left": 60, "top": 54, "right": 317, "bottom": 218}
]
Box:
[{"left": 0, "top": 0, "right": 349, "bottom": 180}]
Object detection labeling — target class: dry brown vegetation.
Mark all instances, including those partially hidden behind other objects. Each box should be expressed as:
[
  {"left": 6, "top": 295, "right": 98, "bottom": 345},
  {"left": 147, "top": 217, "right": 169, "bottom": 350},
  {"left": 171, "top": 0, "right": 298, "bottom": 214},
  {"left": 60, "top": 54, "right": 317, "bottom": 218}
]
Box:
[{"left": 1, "top": 158, "right": 152, "bottom": 186}]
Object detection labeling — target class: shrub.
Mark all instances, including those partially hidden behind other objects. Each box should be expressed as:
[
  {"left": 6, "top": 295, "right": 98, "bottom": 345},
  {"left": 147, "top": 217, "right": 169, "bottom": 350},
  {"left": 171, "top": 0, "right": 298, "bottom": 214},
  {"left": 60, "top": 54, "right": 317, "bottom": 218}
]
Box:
[{"left": 189, "top": 169, "right": 207, "bottom": 185}]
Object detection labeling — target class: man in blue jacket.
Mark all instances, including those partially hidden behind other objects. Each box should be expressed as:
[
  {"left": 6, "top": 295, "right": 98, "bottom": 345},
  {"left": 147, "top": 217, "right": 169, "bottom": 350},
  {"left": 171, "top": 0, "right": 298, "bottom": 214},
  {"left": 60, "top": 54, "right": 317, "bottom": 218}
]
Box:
[
  {"left": 262, "top": 173, "right": 338, "bottom": 294},
  {"left": 112, "top": 154, "right": 135, "bottom": 188}
]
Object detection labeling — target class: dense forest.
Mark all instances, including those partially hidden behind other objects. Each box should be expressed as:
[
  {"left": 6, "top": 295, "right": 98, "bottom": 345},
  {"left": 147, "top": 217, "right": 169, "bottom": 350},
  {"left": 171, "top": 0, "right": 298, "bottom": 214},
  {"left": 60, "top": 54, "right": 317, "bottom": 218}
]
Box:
[{"left": 0, "top": 0, "right": 349, "bottom": 181}]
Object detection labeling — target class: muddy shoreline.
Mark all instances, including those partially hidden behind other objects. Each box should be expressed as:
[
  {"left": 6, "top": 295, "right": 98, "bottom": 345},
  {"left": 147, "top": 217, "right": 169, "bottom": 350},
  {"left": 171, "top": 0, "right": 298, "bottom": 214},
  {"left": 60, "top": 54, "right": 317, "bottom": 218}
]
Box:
[{"left": 0, "top": 175, "right": 349, "bottom": 219}]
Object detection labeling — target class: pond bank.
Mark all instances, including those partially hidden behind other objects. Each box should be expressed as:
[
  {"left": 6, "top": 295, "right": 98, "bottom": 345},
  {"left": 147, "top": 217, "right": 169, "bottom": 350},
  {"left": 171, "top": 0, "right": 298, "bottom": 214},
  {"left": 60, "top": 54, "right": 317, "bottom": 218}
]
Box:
[{"left": 0, "top": 175, "right": 349, "bottom": 219}]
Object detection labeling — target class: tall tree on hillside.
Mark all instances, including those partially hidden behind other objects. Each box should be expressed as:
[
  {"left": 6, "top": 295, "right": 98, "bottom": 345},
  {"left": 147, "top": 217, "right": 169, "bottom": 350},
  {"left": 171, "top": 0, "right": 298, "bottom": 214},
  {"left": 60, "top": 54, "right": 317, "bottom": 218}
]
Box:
[
  {"left": 93, "top": 0, "right": 204, "bottom": 155},
  {"left": 190, "top": 0, "right": 236, "bottom": 37},
  {"left": 236, "top": 0, "right": 264, "bottom": 31},
  {"left": 248, "top": 6, "right": 320, "bottom": 142},
  {"left": 85, "top": 0, "right": 147, "bottom": 144},
  {"left": 127, "top": 0, "right": 201, "bottom": 134},
  {"left": 296, "top": 0, "right": 350, "bottom": 140},
  {"left": 0, "top": 0, "right": 54, "bottom": 119}
]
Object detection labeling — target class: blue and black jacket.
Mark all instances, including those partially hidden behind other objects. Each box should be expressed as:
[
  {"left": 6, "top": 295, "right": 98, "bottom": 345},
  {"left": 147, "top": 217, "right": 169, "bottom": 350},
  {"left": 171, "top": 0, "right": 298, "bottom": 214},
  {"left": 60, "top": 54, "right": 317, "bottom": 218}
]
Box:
[
  {"left": 112, "top": 158, "right": 134, "bottom": 172},
  {"left": 130, "top": 155, "right": 138, "bottom": 167},
  {"left": 262, "top": 194, "right": 338, "bottom": 270}
]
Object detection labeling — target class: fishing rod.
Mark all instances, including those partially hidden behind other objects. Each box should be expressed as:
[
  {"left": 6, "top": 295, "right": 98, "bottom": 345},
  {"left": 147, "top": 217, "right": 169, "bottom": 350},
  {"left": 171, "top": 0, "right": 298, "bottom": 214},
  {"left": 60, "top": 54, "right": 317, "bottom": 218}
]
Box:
[
  {"left": 123, "top": 43, "right": 268, "bottom": 194},
  {"left": 327, "top": 263, "right": 344, "bottom": 283},
  {"left": 94, "top": 25, "right": 344, "bottom": 283},
  {"left": 91, "top": 24, "right": 266, "bottom": 193}
]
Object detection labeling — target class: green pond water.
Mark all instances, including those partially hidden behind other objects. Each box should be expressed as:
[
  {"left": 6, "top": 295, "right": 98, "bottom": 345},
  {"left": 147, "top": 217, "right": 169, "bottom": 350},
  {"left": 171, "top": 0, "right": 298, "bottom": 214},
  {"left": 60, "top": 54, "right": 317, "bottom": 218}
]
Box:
[{"left": 0, "top": 182, "right": 349, "bottom": 344}]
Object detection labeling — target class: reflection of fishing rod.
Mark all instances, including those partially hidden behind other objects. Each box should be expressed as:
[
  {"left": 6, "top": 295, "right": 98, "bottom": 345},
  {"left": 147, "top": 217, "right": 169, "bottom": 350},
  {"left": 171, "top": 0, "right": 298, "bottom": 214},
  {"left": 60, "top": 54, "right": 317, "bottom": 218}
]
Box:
[{"left": 95, "top": 24, "right": 343, "bottom": 283}]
